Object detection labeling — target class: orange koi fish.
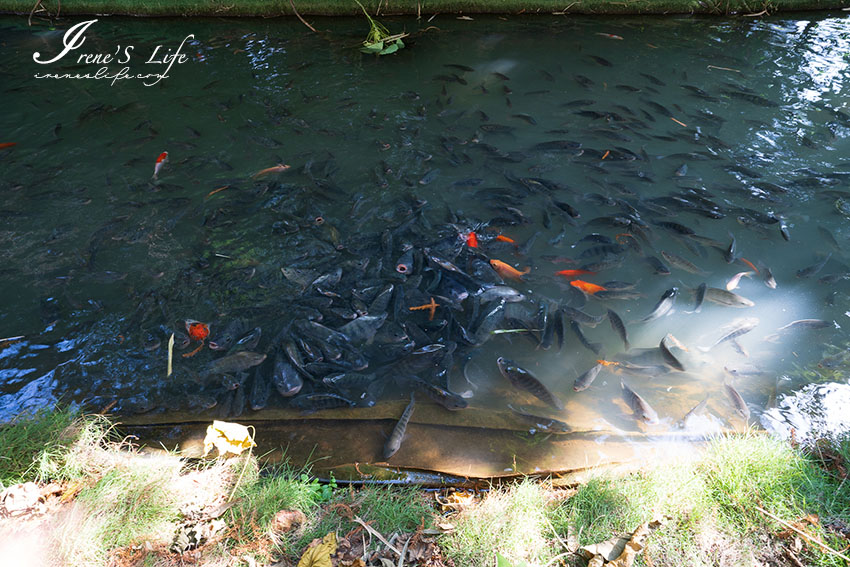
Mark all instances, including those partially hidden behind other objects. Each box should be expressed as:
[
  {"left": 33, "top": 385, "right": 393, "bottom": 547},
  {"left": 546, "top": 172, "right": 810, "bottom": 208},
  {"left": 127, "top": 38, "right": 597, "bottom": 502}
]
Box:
[
  {"left": 252, "top": 163, "right": 291, "bottom": 179},
  {"left": 186, "top": 321, "right": 210, "bottom": 341},
  {"left": 556, "top": 269, "right": 597, "bottom": 279},
  {"left": 737, "top": 257, "right": 760, "bottom": 275},
  {"left": 597, "top": 359, "right": 620, "bottom": 367},
  {"left": 153, "top": 151, "right": 168, "bottom": 179},
  {"left": 495, "top": 235, "right": 516, "bottom": 244},
  {"left": 0, "top": 142, "right": 17, "bottom": 150},
  {"left": 183, "top": 320, "right": 209, "bottom": 358},
  {"left": 570, "top": 280, "right": 607, "bottom": 294},
  {"left": 466, "top": 231, "right": 479, "bottom": 248},
  {"left": 490, "top": 259, "right": 530, "bottom": 281}
]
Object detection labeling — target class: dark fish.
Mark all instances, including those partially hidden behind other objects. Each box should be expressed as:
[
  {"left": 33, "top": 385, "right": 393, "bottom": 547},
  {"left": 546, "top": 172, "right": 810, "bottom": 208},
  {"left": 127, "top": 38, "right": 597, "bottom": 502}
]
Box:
[
  {"left": 659, "top": 335, "right": 685, "bottom": 371},
  {"left": 589, "top": 55, "right": 613, "bottom": 67},
  {"left": 249, "top": 365, "right": 272, "bottom": 411},
  {"left": 562, "top": 306, "right": 604, "bottom": 327},
  {"left": 271, "top": 353, "right": 303, "bottom": 397},
  {"left": 383, "top": 393, "right": 415, "bottom": 459},
  {"left": 512, "top": 113, "right": 537, "bottom": 125},
  {"left": 396, "top": 248, "right": 414, "bottom": 274},
  {"left": 574, "top": 362, "right": 603, "bottom": 392},
  {"left": 621, "top": 381, "right": 659, "bottom": 424},
  {"left": 291, "top": 393, "right": 355, "bottom": 413},
  {"left": 207, "top": 352, "right": 267, "bottom": 374},
  {"left": 679, "top": 395, "right": 709, "bottom": 428},
  {"left": 413, "top": 379, "right": 468, "bottom": 410},
  {"left": 532, "top": 140, "right": 582, "bottom": 152},
  {"left": 234, "top": 327, "right": 262, "bottom": 351},
  {"left": 797, "top": 253, "right": 831, "bottom": 278},
  {"left": 607, "top": 309, "right": 629, "bottom": 350},
  {"left": 209, "top": 319, "right": 247, "bottom": 351},
  {"left": 661, "top": 251, "right": 707, "bottom": 275},
  {"left": 419, "top": 169, "right": 441, "bottom": 185},
  {"left": 641, "top": 287, "right": 677, "bottom": 322},
  {"left": 445, "top": 63, "right": 474, "bottom": 72},
  {"left": 497, "top": 357, "right": 563, "bottom": 410},
  {"left": 571, "top": 320, "right": 602, "bottom": 355},
  {"left": 693, "top": 283, "right": 707, "bottom": 313},
  {"left": 508, "top": 404, "right": 570, "bottom": 433},
  {"left": 702, "top": 317, "right": 759, "bottom": 351},
  {"left": 764, "top": 319, "right": 832, "bottom": 342},
  {"left": 724, "top": 234, "right": 737, "bottom": 263},
  {"left": 339, "top": 313, "right": 387, "bottom": 345},
  {"left": 645, "top": 256, "right": 671, "bottom": 275},
  {"left": 724, "top": 382, "right": 750, "bottom": 420}
]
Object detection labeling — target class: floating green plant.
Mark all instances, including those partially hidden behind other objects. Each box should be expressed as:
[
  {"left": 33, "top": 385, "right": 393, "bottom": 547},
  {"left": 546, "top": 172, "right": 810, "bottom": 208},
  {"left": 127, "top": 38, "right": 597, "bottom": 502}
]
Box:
[{"left": 356, "top": 1, "right": 407, "bottom": 55}]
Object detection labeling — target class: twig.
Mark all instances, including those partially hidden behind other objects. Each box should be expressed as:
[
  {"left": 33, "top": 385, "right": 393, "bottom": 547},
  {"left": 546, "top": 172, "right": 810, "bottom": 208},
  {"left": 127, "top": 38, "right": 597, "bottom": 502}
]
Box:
[
  {"left": 397, "top": 534, "right": 411, "bottom": 567},
  {"left": 288, "top": 0, "right": 317, "bottom": 33},
  {"left": 755, "top": 505, "right": 850, "bottom": 562},
  {"left": 353, "top": 516, "right": 402, "bottom": 556}
]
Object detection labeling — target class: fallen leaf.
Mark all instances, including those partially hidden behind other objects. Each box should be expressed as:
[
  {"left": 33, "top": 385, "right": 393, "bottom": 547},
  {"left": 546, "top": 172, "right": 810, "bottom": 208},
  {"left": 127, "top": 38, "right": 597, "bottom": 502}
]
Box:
[
  {"left": 298, "top": 532, "right": 337, "bottom": 567},
  {"left": 579, "top": 517, "right": 668, "bottom": 567},
  {"left": 202, "top": 420, "right": 256, "bottom": 457}
]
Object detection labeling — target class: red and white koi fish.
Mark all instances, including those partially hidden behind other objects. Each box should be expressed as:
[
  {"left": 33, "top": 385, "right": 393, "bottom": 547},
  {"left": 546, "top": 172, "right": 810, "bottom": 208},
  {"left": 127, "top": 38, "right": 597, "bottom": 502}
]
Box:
[{"left": 153, "top": 151, "right": 168, "bottom": 179}]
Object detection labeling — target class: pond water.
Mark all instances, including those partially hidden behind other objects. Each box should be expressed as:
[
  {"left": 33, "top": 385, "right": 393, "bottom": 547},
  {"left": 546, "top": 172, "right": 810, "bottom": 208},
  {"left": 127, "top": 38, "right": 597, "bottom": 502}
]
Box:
[{"left": 2, "top": 13, "right": 850, "bottom": 478}]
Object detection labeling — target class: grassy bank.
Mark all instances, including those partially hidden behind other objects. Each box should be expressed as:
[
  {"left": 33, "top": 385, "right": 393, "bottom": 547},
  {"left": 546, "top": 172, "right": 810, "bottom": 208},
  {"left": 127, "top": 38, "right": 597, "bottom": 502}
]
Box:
[
  {"left": 4, "top": 0, "right": 847, "bottom": 17},
  {"left": 1, "top": 410, "right": 848, "bottom": 566}
]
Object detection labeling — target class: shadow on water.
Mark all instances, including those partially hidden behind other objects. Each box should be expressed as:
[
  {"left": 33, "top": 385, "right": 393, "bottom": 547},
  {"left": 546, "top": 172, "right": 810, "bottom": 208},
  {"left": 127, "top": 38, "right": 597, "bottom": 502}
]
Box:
[{"left": 1, "top": 14, "right": 850, "bottom": 478}]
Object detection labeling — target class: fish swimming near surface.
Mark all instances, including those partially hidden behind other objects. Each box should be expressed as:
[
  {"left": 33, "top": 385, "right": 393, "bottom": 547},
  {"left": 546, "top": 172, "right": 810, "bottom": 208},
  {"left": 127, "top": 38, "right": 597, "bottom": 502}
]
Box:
[
  {"left": 252, "top": 163, "right": 291, "bottom": 179},
  {"left": 153, "top": 151, "right": 168, "bottom": 179},
  {"left": 640, "top": 287, "right": 678, "bottom": 322},
  {"left": 508, "top": 404, "right": 570, "bottom": 433},
  {"left": 679, "top": 395, "right": 709, "bottom": 429},
  {"left": 497, "top": 357, "right": 563, "bottom": 410},
  {"left": 490, "top": 259, "right": 530, "bottom": 281},
  {"left": 570, "top": 280, "right": 607, "bottom": 295},
  {"left": 574, "top": 362, "right": 603, "bottom": 391},
  {"left": 724, "top": 381, "right": 750, "bottom": 420},
  {"left": 701, "top": 317, "right": 759, "bottom": 351},
  {"left": 383, "top": 392, "right": 415, "bottom": 459},
  {"left": 621, "top": 381, "right": 659, "bottom": 424}
]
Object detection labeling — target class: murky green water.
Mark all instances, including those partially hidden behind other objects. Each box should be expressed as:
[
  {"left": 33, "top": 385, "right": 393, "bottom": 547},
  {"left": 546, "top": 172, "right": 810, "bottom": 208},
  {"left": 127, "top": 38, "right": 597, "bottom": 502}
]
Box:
[{"left": 2, "top": 13, "right": 850, "bottom": 477}]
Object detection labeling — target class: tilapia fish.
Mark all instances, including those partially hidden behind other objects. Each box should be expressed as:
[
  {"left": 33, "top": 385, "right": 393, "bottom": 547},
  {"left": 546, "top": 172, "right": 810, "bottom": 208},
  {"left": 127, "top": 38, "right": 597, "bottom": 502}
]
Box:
[
  {"left": 621, "top": 381, "right": 659, "bottom": 424},
  {"left": 206, "top": 351, "right": 267, "bottom": 374},
  {"left": 497, "top": 357, "right": 564, "bottom": 410}
]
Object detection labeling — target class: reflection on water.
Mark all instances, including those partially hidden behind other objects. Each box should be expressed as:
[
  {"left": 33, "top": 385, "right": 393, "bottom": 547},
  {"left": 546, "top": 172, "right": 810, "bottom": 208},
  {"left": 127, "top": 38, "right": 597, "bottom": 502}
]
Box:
[{"left": 2, "top": 14, "right": 850, "bottom": 477}]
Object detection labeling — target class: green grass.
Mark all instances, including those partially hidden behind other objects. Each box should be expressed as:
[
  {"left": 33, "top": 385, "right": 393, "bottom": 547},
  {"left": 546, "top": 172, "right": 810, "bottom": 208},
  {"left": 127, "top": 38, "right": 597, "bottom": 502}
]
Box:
[
  {"left": 0, "top": 406, "right": 78, "bottom": 487},
  {"left": 441, "top": 479, "right": 554, "bottom": 567},
  {"left": 62, "top": 455, "right": 182, "bottom": 567}
]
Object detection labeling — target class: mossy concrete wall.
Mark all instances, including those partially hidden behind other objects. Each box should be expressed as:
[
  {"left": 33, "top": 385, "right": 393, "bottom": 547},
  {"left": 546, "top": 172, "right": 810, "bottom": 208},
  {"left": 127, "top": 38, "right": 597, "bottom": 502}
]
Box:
[{"left": 4, "top": 0, "right": 850, "bottom": 16}]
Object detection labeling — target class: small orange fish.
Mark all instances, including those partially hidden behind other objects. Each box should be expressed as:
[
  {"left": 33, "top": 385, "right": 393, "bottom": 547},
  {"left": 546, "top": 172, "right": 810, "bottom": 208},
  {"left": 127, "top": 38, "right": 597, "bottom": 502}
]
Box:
[
  {"left": 153, "top": 151, "right": 168, "bottom": 179},
  {"left": 738, "top": 257, "right": 760, "bottom": 275},
  {"left": 556, "top": 269, "right": 596, "bottom": 278},
  {"left": 570, "top": 280, "right": 607, "bottom": 294},
  {"left": 0, "top": 142, "right": 17, "bottom": 150},
  {"left": 252, "top": 163, "right": 291, "bottom": 179},
  {"left": 495, "top": 235, "right": 516, "bottom": 244},
  {"left": 490, "top": 259, "right": 530, "bottom": 281},
  {"left": 466, "top": 231, "right": 479, "bottom": 248},
  {"left": 597, "top": 359, "right": 620, "bottom": 367}
]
